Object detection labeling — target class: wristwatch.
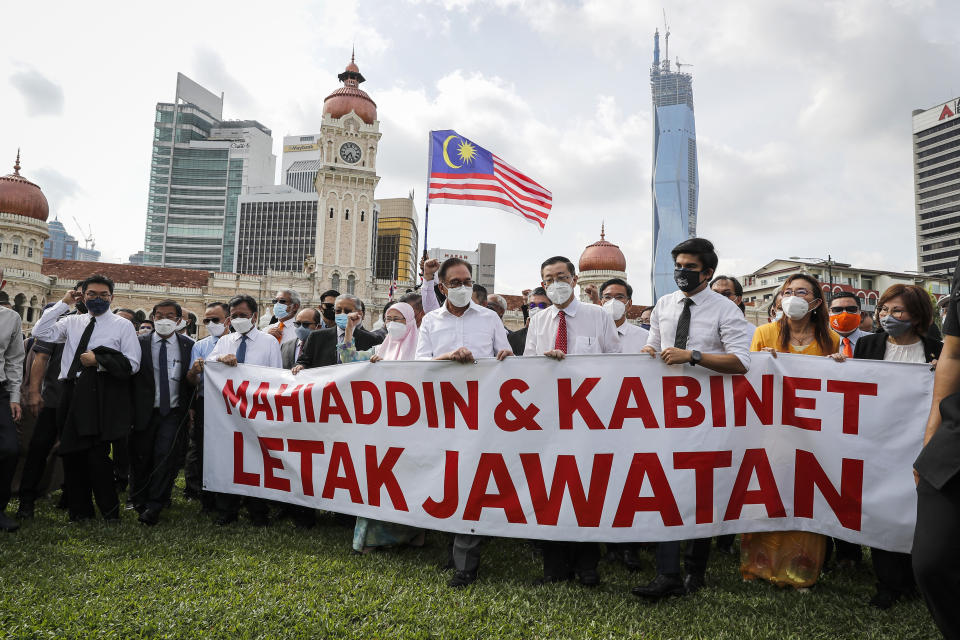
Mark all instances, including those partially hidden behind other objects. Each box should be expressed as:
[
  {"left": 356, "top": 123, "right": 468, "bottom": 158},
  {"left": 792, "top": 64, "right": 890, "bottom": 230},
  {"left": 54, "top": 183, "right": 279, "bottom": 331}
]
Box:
[{"left": 690, "top": 350, "right": 702, "bottom": 366}]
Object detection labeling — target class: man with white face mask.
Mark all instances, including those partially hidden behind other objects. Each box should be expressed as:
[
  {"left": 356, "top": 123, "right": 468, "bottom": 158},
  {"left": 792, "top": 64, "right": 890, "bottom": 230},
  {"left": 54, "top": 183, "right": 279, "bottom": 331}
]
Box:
[
  {"left": 415, "top": 256, "right": 512, "bottom": 589},
  {"left": 524, "top": 256, "right": 620, "bottom": 587},
  {"left": 599, "top": 278, "right": 648, "bottom": 353},
  {"left": 130, "top": 299, "right": 195, "bottom": 525},
  {"left": 184, "top": 302, "right": 231, "bottom": 511}
]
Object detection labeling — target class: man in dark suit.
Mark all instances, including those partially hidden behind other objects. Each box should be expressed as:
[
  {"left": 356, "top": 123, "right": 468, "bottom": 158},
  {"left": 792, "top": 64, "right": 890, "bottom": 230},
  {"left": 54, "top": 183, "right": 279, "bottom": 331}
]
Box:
[
  {"left": 508, "top": 288, "right": 549, "bottom": 356},
  {"left": 130, "top": 299, "right": 195, "bottom": 525},
  {"left": 282, "top": 308, "right": 321, "bottom": 368},
  {"left": 294, "top": 294, "right": 382, "bottom": 370}
]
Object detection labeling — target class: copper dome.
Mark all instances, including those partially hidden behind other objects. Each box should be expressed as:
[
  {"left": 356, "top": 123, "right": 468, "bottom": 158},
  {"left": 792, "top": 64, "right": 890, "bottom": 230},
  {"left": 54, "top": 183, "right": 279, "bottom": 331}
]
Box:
[
  {"left": 323, "top": 53, "right": 377, "bottom": 125},
  {"left": 579, "top": 224, "right": 626, "bottom": 272},
  {"left": 0, "top": 151, "right": 49, "bottom": 223}
]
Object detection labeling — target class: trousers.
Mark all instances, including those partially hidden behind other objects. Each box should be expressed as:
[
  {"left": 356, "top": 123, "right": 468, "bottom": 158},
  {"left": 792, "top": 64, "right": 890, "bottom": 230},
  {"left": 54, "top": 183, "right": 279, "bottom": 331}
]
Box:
[
  {"left": 542, "top": 541, "right": 600, "bottom": 578},
  {"left": 452, "top": 534, "right": 484, "bottom": 573},
  {"left": 0, "top": 389, "right": 20, "bottom": 511},
  {"left": 655, "top": 538, "right": 712, "bottom": 577},
  {"left": 130, "top": 408, "right": 185, "bottom": 511},
  {"left": 17, "top": 407, "right": 60, "bottom": 505},
  {"left": 62, "top": 441, "right": 119, "bottom": 520},
  {"left": 913, "top": 475, "right": 960, "bottom": 640}
]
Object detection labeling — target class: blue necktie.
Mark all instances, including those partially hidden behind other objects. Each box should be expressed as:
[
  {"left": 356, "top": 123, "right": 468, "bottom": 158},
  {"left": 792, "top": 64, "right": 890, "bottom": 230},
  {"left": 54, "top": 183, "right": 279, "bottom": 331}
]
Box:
[
  {"left": 158, "top": 337, "right": 171, "bottom": 416},
  {"left": 237, "top": 335, "right": 248, "bottom": 364}
]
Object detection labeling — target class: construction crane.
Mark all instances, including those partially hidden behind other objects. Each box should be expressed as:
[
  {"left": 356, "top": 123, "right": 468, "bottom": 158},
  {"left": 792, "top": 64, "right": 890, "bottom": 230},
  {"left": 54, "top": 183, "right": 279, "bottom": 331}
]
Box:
[
  {"left": 676, "top": 57, "right": 694, "bottom": 71},
  {"left": 71, "top": 216, "right": 96, "bottom": 250}
]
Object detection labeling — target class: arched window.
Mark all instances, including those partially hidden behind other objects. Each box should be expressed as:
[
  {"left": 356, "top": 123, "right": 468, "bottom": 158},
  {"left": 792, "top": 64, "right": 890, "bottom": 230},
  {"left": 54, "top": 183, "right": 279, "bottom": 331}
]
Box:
[
  {"left": 345, "top": 209, "right": 350, "bottom": 220},
  {"left": 13, "top": 293, "right": 25, "bottom": 319},
  {"left": 12, "top": 236, "right": 21, "bottom": 256},
  {"left": 28, "top": 239, "right": 36, "bottom": 258},
  {"left": 331, "top": 273, "right": 341, "bottom": 291},
  {"left": 360, "top": 211, "right": 365, "bottom": 222},
  {"left": 329, "top": 207, "right": 334, "bottom": 219},
  {"left": 347, "top": 274, "right": 356, "bottom": 295},
  {"left": 0, "top": 234, "right": 6, "bottom": 254}
]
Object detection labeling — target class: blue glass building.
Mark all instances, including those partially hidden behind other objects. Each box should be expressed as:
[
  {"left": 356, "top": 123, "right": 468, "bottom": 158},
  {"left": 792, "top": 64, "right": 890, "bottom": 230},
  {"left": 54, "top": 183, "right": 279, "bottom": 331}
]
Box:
[{"left": 650, "top": 29, "right": 699, "bottom": 301}]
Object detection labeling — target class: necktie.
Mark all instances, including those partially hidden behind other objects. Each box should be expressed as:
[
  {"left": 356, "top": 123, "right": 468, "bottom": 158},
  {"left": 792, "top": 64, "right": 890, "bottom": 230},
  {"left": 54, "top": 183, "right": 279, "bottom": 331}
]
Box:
[
  {"left": 158, "top": 337, "right": 171, "bottom": 416},
  {"left": 674, "top": 298, "right": 695, "bottom": 349},
  {"left": 554, "top": 310, "right": 568, "bottom": 354},
  {"left": 842, "top": 337, "right": 853, "bottom": 358},
  {"left": 275, "top": 321, "right": 284, "bottom": 344},
  {"left": 237, "top": 334, "right": 248, "bottom": 364},
  {"left": 66, "top": 316, "right": 96, "bottom": 379}
]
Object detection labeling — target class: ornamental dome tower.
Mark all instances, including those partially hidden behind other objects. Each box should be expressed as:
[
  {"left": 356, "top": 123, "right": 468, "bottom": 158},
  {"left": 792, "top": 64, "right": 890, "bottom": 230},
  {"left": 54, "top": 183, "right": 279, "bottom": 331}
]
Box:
[
  {"left": 578, "top": 224, "right": 627, "bottom": 302},
  {"left": 0, "top": 151, "right": 49, "bottom": 223},
  {"left": 322, "top": 50, "right": 378, "bottom": 125}
]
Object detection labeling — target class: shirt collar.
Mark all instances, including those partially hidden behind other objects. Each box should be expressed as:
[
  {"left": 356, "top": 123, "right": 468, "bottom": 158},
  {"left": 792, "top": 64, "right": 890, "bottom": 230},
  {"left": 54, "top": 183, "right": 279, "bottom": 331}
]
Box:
[
  {"left": 678, "top": 286, "right": 715, "bottom": 306},
  {"left": 551, "top": 297, "right": 581, "bottom": 318},
  {"left": 152, "top": 331, "right": 173, "bottom": 344},
  {"left": 238, "top": 327, "right": 260, "bottom": 341},
  {"left": 440, "top": 300, "right": 482, "bottom": 317}
]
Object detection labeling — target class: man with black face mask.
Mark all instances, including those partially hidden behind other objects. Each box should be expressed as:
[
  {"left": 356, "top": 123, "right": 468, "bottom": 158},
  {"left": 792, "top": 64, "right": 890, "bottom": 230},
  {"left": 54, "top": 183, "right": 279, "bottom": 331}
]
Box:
[
  {"left": 317, "top": 289, "right": 339, "bottom": 329},
  {"left": 634, "top": 237, "right": 753, "bottom": 600}
]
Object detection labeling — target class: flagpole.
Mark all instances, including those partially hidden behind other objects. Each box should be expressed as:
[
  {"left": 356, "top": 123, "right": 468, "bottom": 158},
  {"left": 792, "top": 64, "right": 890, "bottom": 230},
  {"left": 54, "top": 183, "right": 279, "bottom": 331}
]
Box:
[{"left": 422, "top": 131, "right": 433, "bottom": 284}]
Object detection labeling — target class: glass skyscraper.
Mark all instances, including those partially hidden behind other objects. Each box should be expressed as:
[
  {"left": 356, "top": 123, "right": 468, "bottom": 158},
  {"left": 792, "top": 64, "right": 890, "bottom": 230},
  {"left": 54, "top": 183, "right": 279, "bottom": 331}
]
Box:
[
  {"left": 650, "top": 29, "right": 699, "bottom": 300},
  {"left": 143, "top": 73, "right": 275, "bottom": 271}
]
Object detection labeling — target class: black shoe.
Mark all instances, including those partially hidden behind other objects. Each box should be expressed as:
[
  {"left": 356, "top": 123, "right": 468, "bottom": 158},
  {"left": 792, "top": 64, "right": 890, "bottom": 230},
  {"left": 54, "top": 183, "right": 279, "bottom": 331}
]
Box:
[
  {"left": 448, "top": 570, "right": 478, "bottom": 588},
  {"left": 684, "top": 573, "right": 706, "bottom": 595},
  {"left": 0, "top": 511, "right": 20, "bottom": 532},
  {"left": 138, "top": 507, "right": 160, "bottom": 526},
  {"left": 215, "top": 512, "right": 238, "bottom": 526},
  {"left": 869, "top": 589, "right": 900, "bottom": 610},
  {"left": 578, "top": 569, "right": 601, "bottom": 587},
  {"left": 16, "top": 501, "right": 34, "bottom": 519},
  {"left": 622, "top": 548, "right": 644, "bottom": 572},
  {"left": 632, "top": 574, "right": 686, "bottom": 600},
  {"left": 534, "top": 574, "right": 572, "bottom": 585}
]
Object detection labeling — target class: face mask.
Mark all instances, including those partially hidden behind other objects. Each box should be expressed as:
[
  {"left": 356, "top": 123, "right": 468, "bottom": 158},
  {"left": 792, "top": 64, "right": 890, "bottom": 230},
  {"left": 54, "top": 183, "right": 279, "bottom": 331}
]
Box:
[
  {"left": 674, "top": 268, "right": 704, "bottom": 293},
  {"left": 322, "top": 306, "right": 335, "bottom": 322},
  {"left": 138, "top": 327, "right": 153, "bottom": 336},
  {"left": 881, "top": 314, "right": 913, "bottom": 337},
  {"left": 206, "top": 322, "right": 226, "bottom": 338},
  {"left": 830, "top": 311, "right": 861, "bottom": 333},
  {"left": 386, "top": 321, "right": 407, "bottom": 340},
  {"left": 295, "top": 325, "right": 312, "bottom": 342},
  {"left": 603, "top": 299, "right": 626, "bottom": 320},
  {"left": 85, "top": 298, "right": 110, "bottom": 316},
  {"left": 546, "top": 282, "right": 573, "bottom": 305},
  {"left": 175, "top": 319, "right": 186, "bottom": 332},
  {"left": 273, "top": 303, "right": 289, "bottom": 319},
  {"left": 446, "top": 285, "right": 472, "bottom": 308},
  {"left": 773, "top": 311, "right": 784, "bottom": 322},
  {"left": 154, "top": 319, "right": 177, "bottom": 337},
  {"left": 528, "top": 306, "right": 542, "bottom": 318},
  {"left": 640, "top": 323, "right": 651, "bottom": 330},
  {"left": 75, "top": 300, "right": 87, "bottom": 314},
  {"left": 335, "top": 313, "right": 350, "bottom": 329},
  {"left": 231, "top": 317, "right": 254, "bottom": 334},
  {"left": 781, "top": 296, "right": 810, "bottom": 319}
]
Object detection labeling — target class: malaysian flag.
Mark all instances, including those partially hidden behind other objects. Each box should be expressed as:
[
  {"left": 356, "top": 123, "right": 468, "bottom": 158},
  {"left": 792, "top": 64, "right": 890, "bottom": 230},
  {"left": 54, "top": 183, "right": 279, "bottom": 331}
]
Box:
[{"left": 427, "top": 130, "right": 552, "bottom": 230}]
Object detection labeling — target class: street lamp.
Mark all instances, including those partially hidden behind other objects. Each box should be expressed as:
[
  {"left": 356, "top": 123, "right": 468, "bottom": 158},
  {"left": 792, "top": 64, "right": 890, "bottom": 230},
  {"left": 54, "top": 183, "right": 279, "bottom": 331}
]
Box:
[{"left": 789, "top": 255, "right": 836, "bottom": 301}]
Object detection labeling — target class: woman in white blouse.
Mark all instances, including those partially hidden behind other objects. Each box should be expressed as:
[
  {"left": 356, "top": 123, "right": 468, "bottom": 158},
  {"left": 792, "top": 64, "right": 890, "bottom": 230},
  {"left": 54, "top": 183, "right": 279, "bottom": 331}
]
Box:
[{"left": 833, "top": 283, "right": 942, "bottom": 610}]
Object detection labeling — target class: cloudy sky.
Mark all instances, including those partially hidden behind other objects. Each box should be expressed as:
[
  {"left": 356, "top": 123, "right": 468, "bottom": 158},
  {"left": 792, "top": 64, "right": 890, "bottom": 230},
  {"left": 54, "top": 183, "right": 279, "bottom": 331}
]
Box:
[{"left": 2, "top": 0, "right": 959, "bottom": 300}]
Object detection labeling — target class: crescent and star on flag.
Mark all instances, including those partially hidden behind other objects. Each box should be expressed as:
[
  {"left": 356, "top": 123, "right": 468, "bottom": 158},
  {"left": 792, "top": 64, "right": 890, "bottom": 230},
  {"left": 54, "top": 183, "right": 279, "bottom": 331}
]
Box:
[{"left": 441, "top": 135, "right": 478, "bottom": 169}]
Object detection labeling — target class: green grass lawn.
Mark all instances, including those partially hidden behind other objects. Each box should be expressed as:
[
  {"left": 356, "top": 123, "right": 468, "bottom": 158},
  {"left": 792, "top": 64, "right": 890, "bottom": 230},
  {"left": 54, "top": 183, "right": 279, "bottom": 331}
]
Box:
[{"left": 0, "top": 482, "right": 942, "bottom": 640}]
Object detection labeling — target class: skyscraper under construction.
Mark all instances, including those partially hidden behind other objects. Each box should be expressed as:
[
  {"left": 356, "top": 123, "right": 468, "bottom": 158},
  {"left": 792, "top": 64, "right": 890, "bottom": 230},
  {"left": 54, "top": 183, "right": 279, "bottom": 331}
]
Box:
[{"left": 650, "top": 27, "right": 699, "bottom": 300}]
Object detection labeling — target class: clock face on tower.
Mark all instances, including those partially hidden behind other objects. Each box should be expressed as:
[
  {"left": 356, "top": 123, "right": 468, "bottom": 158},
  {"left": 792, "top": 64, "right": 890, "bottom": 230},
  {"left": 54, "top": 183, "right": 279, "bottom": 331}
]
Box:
[{"left": 339, "top": 142, "right": 362, "bottom": 164}]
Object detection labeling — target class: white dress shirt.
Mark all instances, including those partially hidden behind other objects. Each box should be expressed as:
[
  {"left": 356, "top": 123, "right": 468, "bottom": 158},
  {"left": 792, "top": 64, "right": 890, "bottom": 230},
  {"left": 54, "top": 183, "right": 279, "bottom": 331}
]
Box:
[
  {"left": 416, "top": 301, "right": 510, "bottom": 359},
  {"left": 152, "top": 332, "right": 183, "bottom": 409},
  {"left": 617, "top": 320, "right": 650, "bottom": 354},
  {"left": 267, "top": 320, "right": 298, "bottom": 345},
  {"left": 422, "top": 278, "right": 441, "bottom": 314},
  {"left": 646, "top": 287, "right": 753, "bottom": 369},
  {"left": 190, "top": 334, "right": 220, "bottom": 397},
  {"left": 207, "top": 327, "right": 282, "bottom": 368},
  {"left": 525, "top": 298, "right": 622, "bottom": 355},
  {"left": 32, "top": 300, "right": 141, "bottom": 380},
  {"left": 837, "top": 327, "right": 869, "bottom": 350}
]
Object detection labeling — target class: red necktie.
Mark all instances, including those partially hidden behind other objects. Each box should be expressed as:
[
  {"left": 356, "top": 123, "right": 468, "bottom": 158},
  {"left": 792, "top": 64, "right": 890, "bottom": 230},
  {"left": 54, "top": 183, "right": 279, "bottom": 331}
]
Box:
[
  {"left": 554, "top": 310, "right": 568, "bottom": 354},
  {"left": 842, "top": 337, "right": 853, "bottom": 358}
]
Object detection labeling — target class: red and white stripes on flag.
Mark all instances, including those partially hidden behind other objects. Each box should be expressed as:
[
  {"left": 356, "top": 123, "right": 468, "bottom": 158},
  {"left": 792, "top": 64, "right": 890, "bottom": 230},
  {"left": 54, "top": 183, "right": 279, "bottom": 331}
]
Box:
[{"left": 428, "top": 155, "right": 553, "bottom": 230}]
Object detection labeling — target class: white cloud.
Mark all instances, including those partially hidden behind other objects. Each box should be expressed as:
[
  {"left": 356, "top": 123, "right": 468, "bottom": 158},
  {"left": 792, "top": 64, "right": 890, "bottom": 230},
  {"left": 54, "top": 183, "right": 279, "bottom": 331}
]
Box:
[{"left": 8, "top": 67, "right": 64, "bottom": 116}]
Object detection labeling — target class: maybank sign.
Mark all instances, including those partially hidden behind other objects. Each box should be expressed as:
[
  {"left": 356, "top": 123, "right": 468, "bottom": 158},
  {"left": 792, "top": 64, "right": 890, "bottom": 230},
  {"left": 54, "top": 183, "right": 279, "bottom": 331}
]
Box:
[
  {"left": 284, "top": 143, "right": 320, "bottom": 152},
  {"left": 938, "top": 99, "right": 960, "bottom": 122},
  {"left": 914, "top": 97, "right": 960, "bottom": 133}
]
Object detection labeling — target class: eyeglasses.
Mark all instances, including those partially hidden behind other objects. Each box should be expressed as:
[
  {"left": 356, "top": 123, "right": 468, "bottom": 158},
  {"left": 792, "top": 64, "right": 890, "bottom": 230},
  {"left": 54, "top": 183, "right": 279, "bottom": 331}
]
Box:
[
  {"left": 878, "top": 306, "right": 909, "bottom": 318},
  {"left": 782, "top": 288, "right": 811, "bottom": 297},
  {"left": 830, "top": 306, "right": 859, "bottom": 314},
  {"left": 202, "top": 318, "right": 222, "bottom": 325},
  {"left": 271, "top": 298, "right": 291, "bottom": 305},
  {"left": 542, "top": 274, "right": 573, "bottom": 285},
  {"left": 528, "top": 302, "right": 549, "bottom": 310},
  {"left": 293, "top": 321, "right": 316, "bottom": 329},
  {"left": 84, "top": 291, "right": 111, "bottom": 300},
  {"left": 320, "top": 302, "right": 335, "bottom": 309},
  {"left": 601, "top": 294, "right": 629, "bottom": 302},
  {"left": 446, "top": 279, "right": 473, "bottom": 288},
  {"left": 230, "top": 313, "right": 252, "bottom": 320}
]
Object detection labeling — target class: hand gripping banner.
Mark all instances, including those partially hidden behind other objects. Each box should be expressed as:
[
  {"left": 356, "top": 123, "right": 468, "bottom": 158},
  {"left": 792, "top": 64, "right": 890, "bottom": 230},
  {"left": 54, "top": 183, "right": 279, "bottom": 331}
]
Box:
[{"left": 203, "top": 353, "right": 931, "bottom": 552}]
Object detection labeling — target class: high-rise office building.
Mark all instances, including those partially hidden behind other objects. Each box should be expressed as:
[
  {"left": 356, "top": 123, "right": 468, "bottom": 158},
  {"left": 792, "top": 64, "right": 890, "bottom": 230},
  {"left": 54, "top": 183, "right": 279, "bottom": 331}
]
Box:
[
  {"left": 235, "top": 186, "right": 318, "bottom": 274},
  {"left": 373, "top": 196, "right": 418, "bottom": 283},
  {"left": 142, "top": 73, "right": 275, "bottom": 271},
  {"left": 427, "top": 242, "right": 496, "bottom": 291},
  {"left": 44, "top": 218, "right": 100, "bottom": 262},
  {"left": 650, "top": 28, "right": 698, "bottom": 300},
  {"left": 913, "top": 96, "right": 960, "bottom": 275}
]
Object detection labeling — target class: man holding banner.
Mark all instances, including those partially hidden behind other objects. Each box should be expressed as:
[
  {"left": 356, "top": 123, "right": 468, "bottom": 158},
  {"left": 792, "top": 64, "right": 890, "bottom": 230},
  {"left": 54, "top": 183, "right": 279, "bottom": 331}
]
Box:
[
  {"left": 524, "top": 255, "right": 620, "bottom": 586},
  {"left": 635, "top": 237, "right": 754, "bottom": 599}
]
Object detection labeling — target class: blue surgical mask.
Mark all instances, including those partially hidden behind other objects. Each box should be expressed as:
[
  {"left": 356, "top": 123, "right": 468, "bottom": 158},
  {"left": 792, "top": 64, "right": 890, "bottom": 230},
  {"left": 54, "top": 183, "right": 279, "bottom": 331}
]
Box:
[
  {"left": 86, "top": 298, "right": 110, "bottom": 316},
  {"left": 273, "top": 302, "right": 289, "bottom": 319},
  {"left": 295, "top": 325, "right": 312, "bottom": 342},
  {"left": 880, "top": 315, "right": 913, "bottom": 337},
  {"left": 640, "top": 323, "right": 651, "bottom": 331},
  {"left": 335, "top": 313, "right": 349, "bottom": 329}
]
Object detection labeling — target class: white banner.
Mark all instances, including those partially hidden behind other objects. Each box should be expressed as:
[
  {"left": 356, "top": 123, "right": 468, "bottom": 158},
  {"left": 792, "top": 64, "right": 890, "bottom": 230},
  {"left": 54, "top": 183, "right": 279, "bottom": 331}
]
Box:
[{"left": 203, "top": 353, "right": 931, "bottom": 552}]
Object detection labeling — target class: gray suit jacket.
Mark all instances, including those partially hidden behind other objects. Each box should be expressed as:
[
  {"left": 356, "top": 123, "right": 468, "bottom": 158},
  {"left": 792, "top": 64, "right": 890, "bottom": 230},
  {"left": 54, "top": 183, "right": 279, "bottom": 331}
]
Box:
[{"left": 281, "top": 339, "right": 301, "bottom": 369}]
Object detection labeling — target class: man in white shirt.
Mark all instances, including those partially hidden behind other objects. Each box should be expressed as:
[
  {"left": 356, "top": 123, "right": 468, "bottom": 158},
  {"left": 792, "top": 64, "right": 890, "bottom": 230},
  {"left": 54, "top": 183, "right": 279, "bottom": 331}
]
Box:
[
  {"left": 207, "top": 294, "right": 282, "bottom": 526},
  {"left": 525, "top": 256, "right": 620, "bottom": 586},
  {"left": 599, "top": 278, "right": 649, "bottom": 353},
  {"left": 420, "top": 257, "right": 442, "bottom": 315},
  {"left": 31, "top": 274, "right": 141, "bottom": 522},
  {"left": 264, "top": 288, "right": 301, "bottom": 345},
  {"left": 416, "top": 257, "right": 511, "bottom": 588},
  {"left": 183, "top": 302, "right": 231, "bottom": 511},
  {"left": 634, "top": 238, "right": 753, "bottom": 601}
]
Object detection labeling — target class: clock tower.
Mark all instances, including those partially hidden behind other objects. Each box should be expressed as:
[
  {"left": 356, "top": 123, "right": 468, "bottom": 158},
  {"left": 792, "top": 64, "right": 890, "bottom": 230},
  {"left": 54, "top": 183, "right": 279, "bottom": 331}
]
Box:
[{"left": 315, "top": 53, "right": 381, "bottom": 299}]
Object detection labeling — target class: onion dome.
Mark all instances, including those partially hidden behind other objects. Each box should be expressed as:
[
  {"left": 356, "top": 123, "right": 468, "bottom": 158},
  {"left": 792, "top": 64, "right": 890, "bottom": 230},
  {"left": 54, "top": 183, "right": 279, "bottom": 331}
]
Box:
[
  {"left": 0, "top": 150, "right": 49, "bottom": 222},
  {"left": 323, "top": 50, "right": 377, "bottom": 125},
  {"left": 579, "top": 224, "right": 626, "bottom": 272}
]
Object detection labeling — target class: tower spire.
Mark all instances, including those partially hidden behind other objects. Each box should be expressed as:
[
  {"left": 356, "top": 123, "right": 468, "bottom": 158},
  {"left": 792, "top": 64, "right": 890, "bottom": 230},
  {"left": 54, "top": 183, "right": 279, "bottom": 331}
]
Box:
[
  {"left": 13, "top": 149, "right": 20, "bottom": 175},
  {"left": 601, "top": 221, "right": 605, "bottom": 240}
]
